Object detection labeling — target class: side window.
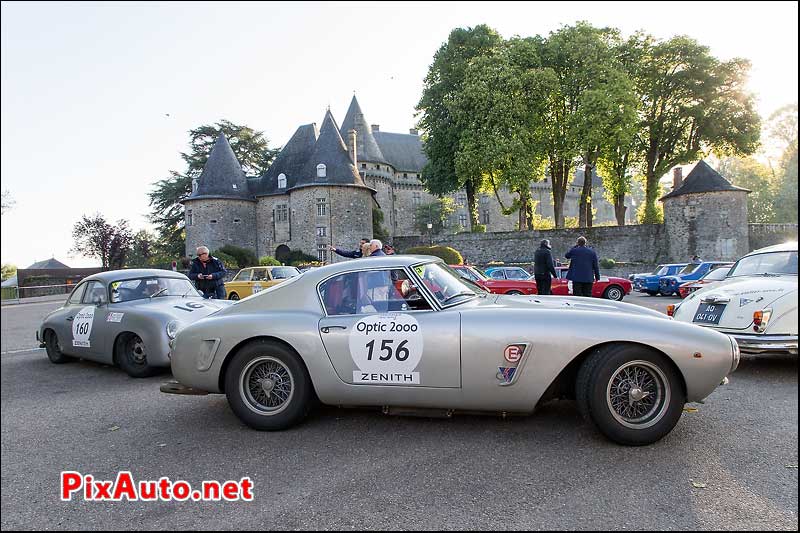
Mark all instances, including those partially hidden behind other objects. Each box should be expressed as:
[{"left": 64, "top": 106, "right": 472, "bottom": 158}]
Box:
[
  {"left": 320, "top": 269, "right": 431, "bottom": 316},
  {"left": 82, "top": 281, "right": 107, "bottom": 305},
  {"left": 489, "top": 270, "right": 505, "bottom": 280},
  {"left": 235, "top": 270, "right": 252, "bottom": 282},
  {"left": 251, "top": 269, "right": 267, "bottom": 281},
  {"left": 68, "top": 283, "right": 87, "bottom": 305}
]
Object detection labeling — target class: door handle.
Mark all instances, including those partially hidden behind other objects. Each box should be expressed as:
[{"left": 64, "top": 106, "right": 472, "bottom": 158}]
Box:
[
  {"left": 66, "top": 316, "right": 74, "bottom": 322},
  {"left": 320, "top": 325, "right": 347, "bottom": 334}
]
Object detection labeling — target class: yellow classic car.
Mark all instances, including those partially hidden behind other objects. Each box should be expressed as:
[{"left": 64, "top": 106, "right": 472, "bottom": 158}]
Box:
[{"left": 224, "top": 266, "right": 302, "bottom": 300}]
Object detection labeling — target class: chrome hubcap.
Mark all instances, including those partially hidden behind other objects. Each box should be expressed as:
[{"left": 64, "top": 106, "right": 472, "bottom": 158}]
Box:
[
  {"left": 131, "top": 339, "right": 147, "bottom": 364},
  {"left": 241, "top": 356, "right": 294, "bottom": 415},
  {"left": 607, "top": 360, "right": 670, "bottom": 429}
]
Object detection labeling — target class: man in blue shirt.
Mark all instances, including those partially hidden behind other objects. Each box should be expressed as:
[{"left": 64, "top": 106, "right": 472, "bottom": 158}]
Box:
[
  {"left": 329, "top": 238, "right": 370, "bottom": 259},
  {"left": 565, "top": 236, "right": 600, "bottom": 297}
]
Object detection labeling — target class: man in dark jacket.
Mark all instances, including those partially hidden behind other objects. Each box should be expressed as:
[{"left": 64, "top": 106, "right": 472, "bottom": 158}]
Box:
[
  {"left": 565, "top": 236, "right": 600, "bottom": 297},
  {"left": 533, "top": 239, "right": 557, "bottom": 295},
  {"left": 188, "top": 246, "right": 227, "bottom": 299},
  {"left": 329, "top": 238, "right": 370, "bottom": 259}
]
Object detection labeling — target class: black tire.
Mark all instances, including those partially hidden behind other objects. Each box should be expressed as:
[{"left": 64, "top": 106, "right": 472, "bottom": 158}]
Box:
[
  {"left": 224, "top": 339, "right": 312, "bottom": 431},
  {"left": 576, "top": 344, "right": 685, "bottom": 446},
  {"left": 229, "top": 292, "right": 240, "bottom": 301},
  {"left": 44, "top": 330, "right": 73, "bottom": 364},
  {"left": 116, "top": 334, "right": 159, "bottom": 378},
  {"left": 603, "top": 285, "right": 625, "bottom": 301},
  {"left": 506, "top": 290, "right": 523, "bottom": 295},
  {"left": 645, "top": 290, "right": 658, "bottom": 296}
]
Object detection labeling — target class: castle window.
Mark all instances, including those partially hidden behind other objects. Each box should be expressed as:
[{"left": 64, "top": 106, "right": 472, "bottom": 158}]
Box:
[
  {"left": 276, "top": 204, "right": 288, "bottom": 222},
  {"left": 191, "top": 179, "right": 198, "bottom": 193},
  {"left": 361, "top": 163, "right": 366, "bottom": 169},
  {"left": 482, "top": 209, "right": 490, "bottom": 225},
  {"left": 210, "top": 219, "right": 218, "bottom": 224},
  {"left": 412, "top": 192, "right": 421, "bottom": 206},
  {"left": 403, "top": 173, "right": 408, "bottom": 178},
  {"left": 187, "top": 209, "right": 193, "bottom": 226},
  {"left": 316, "top": 226, "right": 327, "bottom": 237},
  {"left": 232, "top": 184, "right": 238, "bottom": 189},
  {"left": 456, "top": 194, "right": 466, "bottom": 207},
  {"left": 316, "top": 164, "right": 327, "bottom": 179},
  {"left": 234, "top": 218, "right": 241, "bottom": 224},
  {"left": 480, "top": 195, "right": 489, "bottom": 205},
  {"left": 376, "top": 165, "right": 381, "bottom": 171},
  {"left": 459, "top": 214, "right": 467, "bottom": 227},
  {"left": 278, "top": 173, "right": 287, "bottom": 188},
  {"left": 317, "top": 244, "right": 328, "bottom": 263},
  {"left": 316, "top": 198, "right": 327, "bottom": 216}
]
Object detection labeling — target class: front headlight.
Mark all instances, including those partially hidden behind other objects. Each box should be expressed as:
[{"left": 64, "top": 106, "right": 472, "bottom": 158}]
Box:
[{"left": 166, "top": 320, "right": 181, "bottom": 339}]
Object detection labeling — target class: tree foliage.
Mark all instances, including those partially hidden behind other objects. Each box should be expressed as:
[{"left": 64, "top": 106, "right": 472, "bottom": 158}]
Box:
[
  {"left": 72, "top": 214, "right": 133, "bottom": 270},
  {"left": 414, "top": 198, "right": 457, "bottom": 235},
  {"left": 148, "top": 120, "right": 279, "bottom": 254},
  {"left": 718, "top": 157, "right": 777, "bottom": 223},
  {"left": 1, "top": 264, "right": 16, "bottom": 281}
]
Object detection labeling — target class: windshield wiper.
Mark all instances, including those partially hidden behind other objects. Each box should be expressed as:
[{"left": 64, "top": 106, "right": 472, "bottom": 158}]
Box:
[
  {"left": 441, "top": 291, "right": 476, "bottom": 304},
  {"left": 149, "top": 288, "right": 168, "bottom": 299}
]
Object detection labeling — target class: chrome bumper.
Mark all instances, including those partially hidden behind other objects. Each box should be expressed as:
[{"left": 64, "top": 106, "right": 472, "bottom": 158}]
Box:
[{"left": 729, "top": 334, "right": 798, "bottom": 355}]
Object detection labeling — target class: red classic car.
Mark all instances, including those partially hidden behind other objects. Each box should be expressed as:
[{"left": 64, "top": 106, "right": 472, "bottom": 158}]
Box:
[
  {"left": 449, "top": 265, "right": 538, "bottom": 295},
  {"left": 552, "top": 267, "right": 632, "bottom": 301}
]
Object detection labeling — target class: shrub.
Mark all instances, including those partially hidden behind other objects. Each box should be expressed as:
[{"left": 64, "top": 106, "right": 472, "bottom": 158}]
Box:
[
  {"left": 211, "top": 251, "right": 238, "bottom": 269},
  {"left": 600, "top": 258, "right": 617, "bottom": 269},
  {"left": 286, "top": 249, "right": 318, "bottom": 265},
  {"left": 472, "top": 223, "right": 487, "bottom": 233},
  {"left": 259, "top": 255, "right": 281, "bottom": 266},
  {"left": 217, "top": 244, "right": 258, "bottom": 268},
  {"left": 404, "top": 245, "right": 463, "bottom": 265}
]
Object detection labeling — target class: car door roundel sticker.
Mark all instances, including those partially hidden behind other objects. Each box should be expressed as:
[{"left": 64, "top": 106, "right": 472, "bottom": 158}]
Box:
[
  {"left": 348, "top": 313, "right": 424, "bottom": 385},
  {"left": 72, "top": 306, "right": 95, "bottom": 347}
]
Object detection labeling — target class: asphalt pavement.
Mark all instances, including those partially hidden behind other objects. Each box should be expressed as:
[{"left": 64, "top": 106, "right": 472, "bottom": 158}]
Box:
[{"left": 1, "top": 292, "right": 796, "bottom": 530}]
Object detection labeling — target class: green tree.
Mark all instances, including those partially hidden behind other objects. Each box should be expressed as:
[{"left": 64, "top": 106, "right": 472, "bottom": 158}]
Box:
[
  {"left": 125, "top": 229, "right": 157, "bottom": 268},
  {"left": 148, "top": 120, "right": 279, "bottom": 254},
  {"left": 72, "top": 214, "right": 133, "bottom": 270},
  {"left": 718, "top": 157, "right": 776, "bottom": 223},
  {"left": 624, "top": 33, "right": 761, "bottom": 222},
  {"left": 416, "top": 25, "right": 504, "bottom": 229},
  {"left": 414, "top": 198, "right": 456, "bottom": 235},
  {"left": 453, "top": 38, "right": 553, "bottom": 230},
  {"left": 1, "top": 264, "right": 16, "bottom": 281},
  {"left": 766, "top": 104, "right": 798, "bottom": 222}
]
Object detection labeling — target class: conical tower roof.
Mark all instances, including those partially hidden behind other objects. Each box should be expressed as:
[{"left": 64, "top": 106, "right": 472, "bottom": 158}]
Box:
[
  {"left": 298, "top": 110, "right": 366, "bottom": 188},
  {"left": 661, "top": 160, "right": 750, "bottom": 200},
  {"left": 191, "top": 134, "right": 252, "bottom": 199},
  {"left": 256, "top": 123, "right": 319, "bottom": 195},
  {"left": 340, "top": 95, "right": 389, "bottom": 165}
]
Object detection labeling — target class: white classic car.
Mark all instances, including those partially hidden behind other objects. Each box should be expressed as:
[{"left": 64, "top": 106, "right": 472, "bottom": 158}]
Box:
[{"left": 671, "top": 242, "right": 798, "bottom": 355}]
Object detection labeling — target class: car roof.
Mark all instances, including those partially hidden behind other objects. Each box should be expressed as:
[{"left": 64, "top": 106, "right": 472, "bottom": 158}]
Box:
[
  {"left": 744, "top": 241, "right": 798, "bottom": 256},
  {"left": 79, "top": 269, "right": 189, "bottom": 284}
]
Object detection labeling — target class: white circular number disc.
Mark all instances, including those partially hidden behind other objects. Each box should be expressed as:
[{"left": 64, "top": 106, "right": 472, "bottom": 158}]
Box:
[{"left": 348, "top": 313, "right": 423, "bottom": 374}]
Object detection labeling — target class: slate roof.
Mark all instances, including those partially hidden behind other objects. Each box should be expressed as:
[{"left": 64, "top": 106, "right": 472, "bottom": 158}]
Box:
[
  {"left": 340, "top": 96, "right": 389, "bottom": 165},
  {"left": 660, "top": 160, "right": 750, "bottom": 200},
  {"left": 373, "top": 131, "right": 427, "bottom": 172},
  {"left": 299, "top": 110, "right": 366, "bottom": 188},
  {"left": 255, "top": 123, "right": 319, "bottom": 196},
  {"left": 189, "top": 134, "right": 254, "bottom": 201},
  {"left": 27, "top": 258, "right": 70, "bottom": 269}
]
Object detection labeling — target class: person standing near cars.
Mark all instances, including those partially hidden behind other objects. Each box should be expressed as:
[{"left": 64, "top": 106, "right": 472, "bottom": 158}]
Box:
[
  {"left": 188, "top": 246, "right": 227, "bottom": 299},
  {"left": 533, "top": 239, "right": 557, "bottom": 295},
  {"left": 565, "top": 236, "right": 600, "bottom": 297},
  {"left": 329, "top": 238, "right": 370, "bottom": 259}
]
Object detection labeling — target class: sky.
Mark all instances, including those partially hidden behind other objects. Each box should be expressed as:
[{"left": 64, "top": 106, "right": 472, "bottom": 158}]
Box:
[{"left": 1, "top": 1, "right": 798, "bottom": 268}]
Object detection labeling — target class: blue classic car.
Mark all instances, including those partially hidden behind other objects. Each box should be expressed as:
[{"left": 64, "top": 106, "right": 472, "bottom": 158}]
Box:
[
  {"left": 658, "top": 262, "right": 732, "bottom": 296},
  {"left": 631, "top": 264, "right": 688, "bottom": 295},
  {"left": 483, "top": 266, "right": 533, "bottom": 281}
]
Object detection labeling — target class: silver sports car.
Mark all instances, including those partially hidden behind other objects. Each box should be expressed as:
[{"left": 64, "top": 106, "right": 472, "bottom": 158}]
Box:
[
  {"left": 163, "top": 256, "right": 739, "bottom": 445},
  {"left": 37, "top": 269, "right": 230, "bottom": 377}
]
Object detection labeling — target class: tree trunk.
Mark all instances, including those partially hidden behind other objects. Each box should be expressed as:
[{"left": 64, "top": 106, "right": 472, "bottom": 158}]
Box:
[
  {"left": 517, "top": 187, "right": 531, "bottom": 230},
  {"left": 579, "top": 162, "right": 594, "bottom": 228},
  {"left": 614, "top": 193, "right": 627, "bottom": 226},
  {"left": 465, "top": 179, "right": 478, "bottom": 229}
]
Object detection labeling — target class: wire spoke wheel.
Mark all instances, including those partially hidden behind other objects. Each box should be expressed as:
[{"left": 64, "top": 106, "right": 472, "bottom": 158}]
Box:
[
  {"left": 241, "top": 356, "right": 295, "bottom": 415},
  {"left": 606, "top": 360, "right": 669, "bottom": 429}
]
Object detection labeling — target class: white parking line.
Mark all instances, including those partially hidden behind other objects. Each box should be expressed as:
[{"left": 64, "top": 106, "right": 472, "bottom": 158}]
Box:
[{"left": 1, "top": 348, "right": 45, "bottom": 355}]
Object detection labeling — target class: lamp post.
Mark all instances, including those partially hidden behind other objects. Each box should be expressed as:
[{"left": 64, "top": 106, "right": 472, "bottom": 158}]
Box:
[{"left": 426, "top": 223, "right": 433, "bottom": 246}]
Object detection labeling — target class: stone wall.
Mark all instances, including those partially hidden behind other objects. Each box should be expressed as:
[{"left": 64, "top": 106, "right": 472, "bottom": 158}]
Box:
[
  {"left": 663, "top": 190, "right": 749, "bottom": 262},
  {"left": 184, "top": 198, "right": 257, "bottom": 258},
  {"left": 394, "top": 224, "right": 666, "bottom": 265},
  {"left": 748, "top": 223, "right": 798, "bottom": 251}
]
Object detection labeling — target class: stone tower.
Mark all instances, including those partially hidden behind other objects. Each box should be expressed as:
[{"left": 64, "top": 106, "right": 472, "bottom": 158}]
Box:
[
  {"left": 661, "top": 160, "right": 750, "bottom": 262},
  {"left": 183, "top": 134, "right": 257, "bottom": 258}
]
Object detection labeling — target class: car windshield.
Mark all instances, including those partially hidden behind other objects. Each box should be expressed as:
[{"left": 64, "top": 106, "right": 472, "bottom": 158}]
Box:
[
  {"left": 727, "top": 251, "right": 798, "bottom": 277},
  {"left": 271, "top": 266, "right": 301, "bottom": 280},
  {"left": 458, "top": 266, "right": 487, "bottom": 282},
  {"left": 679, "top": 263, "right": 700, "bottom": 275},
  {"left": 413, "top": 262, "right": 477, "bottom": 306},
  {"left": 702, "top": 266, "right": 731, "bottom": 281},
  {"left": 652, "top": 265, "right": 666, "bottom": 274},
  {"left": 110, "top": 277, "right": 200, "bottom": 303}
]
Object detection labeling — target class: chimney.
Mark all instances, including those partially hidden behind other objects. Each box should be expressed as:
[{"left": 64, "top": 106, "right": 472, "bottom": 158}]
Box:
[
  {"left": 348, "top": 129, "right": 357, "bottom": 167},
  {"left": 673, "top": 167, "right": 683, "bottom": 190},
  {"left": 409, "top": 128, "right": 418, "bottom": 135},
  {"left": 371, "top": 124, "right": 380, "bottom": 132}
]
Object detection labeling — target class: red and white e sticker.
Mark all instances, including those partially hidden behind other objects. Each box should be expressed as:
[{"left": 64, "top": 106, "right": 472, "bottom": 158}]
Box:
[{"left": 504, "top": 344, "right": 524, "bottom": 363}]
